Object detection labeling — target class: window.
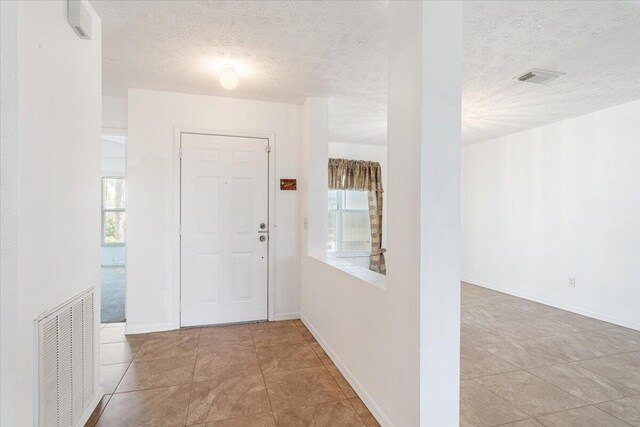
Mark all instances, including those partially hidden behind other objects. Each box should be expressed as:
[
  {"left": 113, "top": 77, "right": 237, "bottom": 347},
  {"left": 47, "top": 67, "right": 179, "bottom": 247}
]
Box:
[
  {"left": 102, "top": 177, "right": 126, "bottom": 245},
  {"left": 328, "top": 190, "right": 370, "bottom": 256}
]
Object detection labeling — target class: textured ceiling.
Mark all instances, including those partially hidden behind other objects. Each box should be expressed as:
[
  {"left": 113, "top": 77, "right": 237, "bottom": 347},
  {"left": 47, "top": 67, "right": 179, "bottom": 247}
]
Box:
[
  {"left": 463, "top": 0, "right": 640, "bottom": 144},
  {"left": 93, "top": 0, "right": 640, "bottom": 145}
]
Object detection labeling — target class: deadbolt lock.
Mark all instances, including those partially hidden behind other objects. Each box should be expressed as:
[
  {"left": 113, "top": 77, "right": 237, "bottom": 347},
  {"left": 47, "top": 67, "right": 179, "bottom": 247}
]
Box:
[{"left": 260, "top": 222, "right": 266, "bottom": 229}]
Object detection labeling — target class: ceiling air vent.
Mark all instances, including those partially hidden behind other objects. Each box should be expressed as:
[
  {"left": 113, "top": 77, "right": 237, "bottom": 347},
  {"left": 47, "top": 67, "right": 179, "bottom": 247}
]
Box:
[{"left": 516, "top": 69, "right": 564, "bottom": 85}]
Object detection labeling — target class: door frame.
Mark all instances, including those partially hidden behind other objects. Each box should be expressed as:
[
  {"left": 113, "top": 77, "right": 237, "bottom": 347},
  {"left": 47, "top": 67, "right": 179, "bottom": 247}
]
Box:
[{"left": 172, "top": 127, "right": 277, "bottom": 328}]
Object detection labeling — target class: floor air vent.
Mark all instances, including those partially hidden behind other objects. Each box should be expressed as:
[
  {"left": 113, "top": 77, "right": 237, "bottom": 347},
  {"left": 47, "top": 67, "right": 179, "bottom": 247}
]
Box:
[{"left": 35, "top": 288, "right": 96, "bottom": 427}]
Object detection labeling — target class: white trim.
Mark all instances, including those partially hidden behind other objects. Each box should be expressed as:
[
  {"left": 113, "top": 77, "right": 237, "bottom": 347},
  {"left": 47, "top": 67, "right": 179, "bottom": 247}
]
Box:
[
  {"left": 300, "top": 313, "right": 394, "bottom": 427},
  {"left": 74, "top": 386, "right": 103, "bottom": 427},
  {"left": 173, "top": 127, "right": 278, "bottom": 329},
  {"left": 124, "top": 322, "right": 175, "bottom": 335},
  {"left": 463, "top": 278, "right": 640, "bottom": 332}
]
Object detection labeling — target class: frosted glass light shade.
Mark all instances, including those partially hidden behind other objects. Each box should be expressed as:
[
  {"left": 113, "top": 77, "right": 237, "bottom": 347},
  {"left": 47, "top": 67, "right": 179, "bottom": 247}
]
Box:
[{"left": 220, "top": 66, "right": 239, "bottom": 90}]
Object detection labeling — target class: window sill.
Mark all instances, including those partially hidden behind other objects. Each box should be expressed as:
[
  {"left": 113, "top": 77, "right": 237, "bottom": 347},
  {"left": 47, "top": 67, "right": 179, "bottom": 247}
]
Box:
[
  {"left": 329, "top": 253, "right": 371, "bottom": 259},
  {"left": 325, "top": 255, "right": 386, "bottom": 290}
]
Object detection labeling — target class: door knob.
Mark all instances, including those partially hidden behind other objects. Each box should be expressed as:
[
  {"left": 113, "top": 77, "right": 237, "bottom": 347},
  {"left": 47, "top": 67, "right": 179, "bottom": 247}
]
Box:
[{"left": 259, "top": 235, "right": 266, "bottom": 242}]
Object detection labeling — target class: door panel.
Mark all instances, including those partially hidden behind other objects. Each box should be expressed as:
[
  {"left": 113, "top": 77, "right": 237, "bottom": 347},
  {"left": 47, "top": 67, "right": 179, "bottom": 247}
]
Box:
[{"left": 181, "top": 133, "right": 268, "bottom": 326}]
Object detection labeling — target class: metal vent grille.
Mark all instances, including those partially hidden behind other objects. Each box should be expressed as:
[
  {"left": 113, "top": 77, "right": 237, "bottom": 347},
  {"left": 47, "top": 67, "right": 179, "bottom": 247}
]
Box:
[
  {"left": 516, "top": 68, "right": 565, "bottom": 85},
  {"left": 36, "top": 288, "right": 96, "bottom": 427}
]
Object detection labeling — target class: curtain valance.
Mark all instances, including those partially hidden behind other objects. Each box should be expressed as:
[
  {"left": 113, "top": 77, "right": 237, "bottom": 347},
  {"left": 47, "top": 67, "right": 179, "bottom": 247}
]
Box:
[{"left": 328, "top": 158, "right": 386, "bottom": 275}]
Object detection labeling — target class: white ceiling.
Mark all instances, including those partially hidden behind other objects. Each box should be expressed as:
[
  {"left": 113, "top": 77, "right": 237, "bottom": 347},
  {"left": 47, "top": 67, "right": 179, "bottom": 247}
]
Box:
[
  {"left": 463, "top": 0, "right": 640, "bottom": 144},
  {"left": 93, "top": 0, "right": 640, "bottom": 145}
]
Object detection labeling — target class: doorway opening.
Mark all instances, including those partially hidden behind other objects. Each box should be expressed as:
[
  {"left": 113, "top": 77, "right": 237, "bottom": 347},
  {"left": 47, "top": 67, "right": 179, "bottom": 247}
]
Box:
[{"left": 101, "top": 134, "right": 126, "bottom": 323}]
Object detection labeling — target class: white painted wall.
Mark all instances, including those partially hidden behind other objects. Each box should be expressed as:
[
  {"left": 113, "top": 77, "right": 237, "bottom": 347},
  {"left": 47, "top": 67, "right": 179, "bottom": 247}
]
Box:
[
  {"left": 463, "top": 99, "right": 640, "bottom": 331},
  {"left": 419, "top": 2, "right": 462, "bottom": 424},
  {"left": 127, "top": 89, "right": 302, "bottom": 332},
  {"left": 300, "top": 3, "right": 461, "bottom": 426},
  {"left": 0, "top": 0, "right": 102, "bottom": 423},
  {"left": 1, "top": 2, "right": 18, "bottom": 425},
  {"left": 103, "top": 95, "right": 128, "bottom": 131}
]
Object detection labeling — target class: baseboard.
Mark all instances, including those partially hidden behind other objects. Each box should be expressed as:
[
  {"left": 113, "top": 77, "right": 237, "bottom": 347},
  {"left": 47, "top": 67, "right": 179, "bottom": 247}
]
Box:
[
  {"left": 75, "top": 386, "right": 103, "bottom": 427},
  {"left": 124, "top": 322, "right": 176, "bottom": 335},
  {"left": 300, "top": 314, "right": 395, "bottom": 427},
  {"left": 463, "top": 278, "right": 640, "bottom": 332},
  {"left": 273, "top": 312, "right": 300, "bottom": 321}
]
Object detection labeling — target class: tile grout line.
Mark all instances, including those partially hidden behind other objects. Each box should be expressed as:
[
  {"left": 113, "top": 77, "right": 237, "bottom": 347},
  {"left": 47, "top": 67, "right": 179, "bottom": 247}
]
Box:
[
  {"left": 463, "top": 285, "right": 640, "bottom": 425},
  {"left": 521, "top": 363, "right": 640, "bottom": 403},
  {"left": 474, "top": 336, "right": 640, "bottom": 377},
  {"left": 93, "top": 327, "right": 148, "bottom": 425},
  {"left": 292, "top": 322, "right": 362, "bottom": 421},
  {"left": 595, "top": 398, "right": 639, "bottom": 426},
  {"left": 182, "top": 328, "right": 201, "bottom": 426},
  {"left": 532, "top": 404, "right": 635, "bottom": 426},
  {"left": 251, "top": 325, "right": 277, "bottom": 422},
  {"left": 293, "top": 320, "right": 375, "bottom": 425}
]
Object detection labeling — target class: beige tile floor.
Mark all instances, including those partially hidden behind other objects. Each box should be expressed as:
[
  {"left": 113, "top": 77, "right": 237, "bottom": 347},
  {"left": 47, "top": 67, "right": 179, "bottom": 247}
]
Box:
[
  {"left": 461, "top": 282, "right": 640, "bottom": 426},
  {"left": 88, "top": 283, "right": 640, "bottom": 426},
  {"left": 87, "top": 320, "right": 380, "bottom": 426}
]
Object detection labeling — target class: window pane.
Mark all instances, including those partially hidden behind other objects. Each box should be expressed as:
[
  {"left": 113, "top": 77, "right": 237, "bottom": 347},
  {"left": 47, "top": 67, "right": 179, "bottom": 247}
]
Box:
[
  {"left": 341, "top": 211, "right": 370, "bottom": 253},
  {"left": 328, "top": 210, "right": 337, "bottom": 253},
  {"left": 103, "top": 178, "right": 125, "bottom": 209},
  {"left": 344, "top": 190, "right": 368, "bottom": 210},
  {"left": 104, "top": 211, "right": 125, "bottom": 244}
]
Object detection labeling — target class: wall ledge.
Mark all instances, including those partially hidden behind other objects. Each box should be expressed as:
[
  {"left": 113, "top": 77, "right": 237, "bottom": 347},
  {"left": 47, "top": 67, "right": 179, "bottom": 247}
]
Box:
[{"left": 307, "top": 255, "right": 387, "bottom": 290}]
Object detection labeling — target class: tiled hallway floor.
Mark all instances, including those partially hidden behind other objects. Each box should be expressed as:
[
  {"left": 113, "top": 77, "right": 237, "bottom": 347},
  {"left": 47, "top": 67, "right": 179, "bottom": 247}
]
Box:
[
  {"left": 88, "top": 283, "right": 640, "bottom": 426},
  {"left": 88, "top": 320, "right": 380, "bottom": 426},
  {"left": 461, "top": 282, "right": 640, "bottom": 426}
]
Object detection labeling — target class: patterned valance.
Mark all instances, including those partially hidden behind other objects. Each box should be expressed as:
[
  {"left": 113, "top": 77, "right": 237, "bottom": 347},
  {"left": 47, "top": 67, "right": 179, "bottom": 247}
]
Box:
[
  {"left": 328, "top": 159, "right": 382, "bottom": 193},
  {"left": 328, "top": 158, "right": 386, "bottom": 275}
]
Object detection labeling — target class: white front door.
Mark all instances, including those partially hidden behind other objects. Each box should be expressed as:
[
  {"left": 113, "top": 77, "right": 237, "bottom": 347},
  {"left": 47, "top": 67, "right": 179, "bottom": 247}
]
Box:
[{"left": 180, "top": 133, "right": 269, "bottom": 326}]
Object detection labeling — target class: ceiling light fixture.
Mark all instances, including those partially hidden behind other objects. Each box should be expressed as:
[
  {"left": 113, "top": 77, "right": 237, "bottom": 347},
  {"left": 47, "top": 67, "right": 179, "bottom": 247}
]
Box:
[{"left": 220, "top": 65, "right": 239, "bottom": 90}]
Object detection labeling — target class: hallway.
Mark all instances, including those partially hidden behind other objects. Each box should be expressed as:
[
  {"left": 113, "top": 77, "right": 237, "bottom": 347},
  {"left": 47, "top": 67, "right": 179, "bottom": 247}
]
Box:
[
  {"left": 89, "top": 320, "right": 379, "bottom": 426},
  {"left": 100, "top": 266, "right": 125, "bottom": 323},
  {"left": 88, "top": 283, "right": 640, "bottom": 426}
]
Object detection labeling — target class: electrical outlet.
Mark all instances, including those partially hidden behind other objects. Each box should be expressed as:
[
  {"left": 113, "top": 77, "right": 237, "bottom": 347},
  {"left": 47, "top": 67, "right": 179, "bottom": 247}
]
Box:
[{"left": 568, "top": 277, "right": 576, "bottom": 288}]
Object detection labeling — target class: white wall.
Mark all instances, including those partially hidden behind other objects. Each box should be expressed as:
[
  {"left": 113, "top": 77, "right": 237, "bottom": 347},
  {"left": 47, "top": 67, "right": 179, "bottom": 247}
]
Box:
[
  {"left": 463, "top": 99, "right": 640, "bottom": 330},
  {"left": 1, "top": 2, "right": 19, "bottom": 425},
  {"left": 127, "top": 89, "right": 302, "bottom": 332},
  {"left": 0, "top": 0, "right": 102, "bottom": 423},
  {"left": 103, "top": 95, "right": 128, "bottom": 131},
  {"left": 300, "top": 3, "right": 461, "bottom": 426}
]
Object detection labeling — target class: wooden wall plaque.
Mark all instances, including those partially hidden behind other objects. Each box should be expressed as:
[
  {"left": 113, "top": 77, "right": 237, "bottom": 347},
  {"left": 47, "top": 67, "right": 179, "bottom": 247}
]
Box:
[{"left": 280, "top": 178, "right": 297, "bottom": 191}]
